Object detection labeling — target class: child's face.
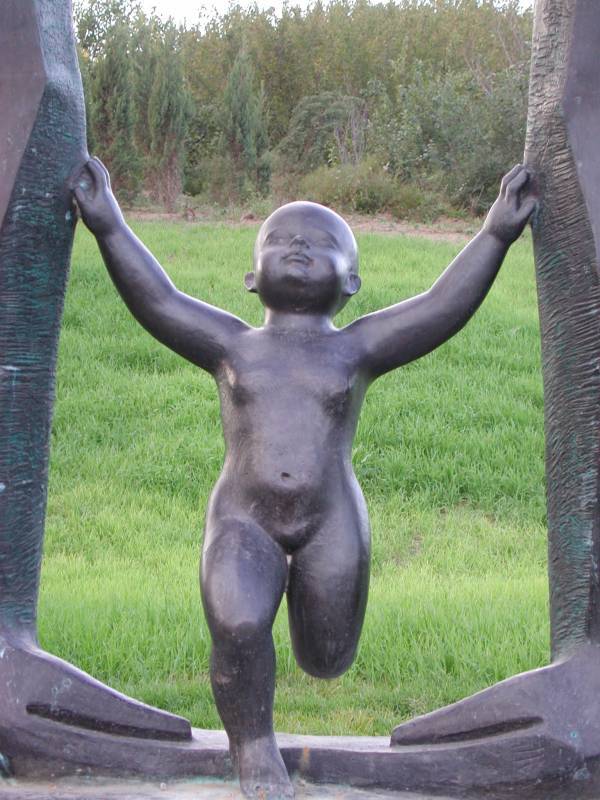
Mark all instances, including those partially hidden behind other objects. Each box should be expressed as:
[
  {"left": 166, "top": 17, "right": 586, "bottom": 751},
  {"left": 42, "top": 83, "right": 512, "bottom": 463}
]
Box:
[{"left": 248, "top": 202, "right": 360, "bottom": 315}]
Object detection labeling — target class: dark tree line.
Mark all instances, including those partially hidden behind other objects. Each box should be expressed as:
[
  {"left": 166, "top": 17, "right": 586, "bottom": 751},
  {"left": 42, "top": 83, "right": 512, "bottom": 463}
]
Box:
[{"left": 75, "top": 0, "right": 532, "bottom": 214}]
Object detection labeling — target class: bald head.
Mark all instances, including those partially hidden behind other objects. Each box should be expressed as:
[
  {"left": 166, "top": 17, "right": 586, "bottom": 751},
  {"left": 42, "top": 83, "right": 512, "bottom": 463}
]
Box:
[
  {"left": 255, "top": 201, "right": 358, "bottom": 274},
  {"left": 247, "top": 200, "right": 361, "bottom": 315}
]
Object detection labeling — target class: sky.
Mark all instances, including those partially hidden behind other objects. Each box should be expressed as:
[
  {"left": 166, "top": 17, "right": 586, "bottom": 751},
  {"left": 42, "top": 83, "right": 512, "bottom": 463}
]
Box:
[
  {"left": 140, "top": 0, "right": 533, "bottom": 27},
  {"left": 140, "top": 0, "right": 306, "bottom": 25}
]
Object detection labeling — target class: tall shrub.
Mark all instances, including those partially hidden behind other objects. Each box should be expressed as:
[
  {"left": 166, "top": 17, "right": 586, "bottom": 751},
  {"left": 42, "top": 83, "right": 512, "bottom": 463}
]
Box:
[
  {"left": 372, "top": 62, "right": 529, "bottom": 211},
  {"left": 90, "top": 22, "right": 141, "bottom": 199},
  {"left": 222, "top": 48, "right": 270, "bottom": 198},
  {"left": 146, "top": 28, "right": 192, "bottom": 209},
  {"left": 278, "top": 93, "right": 366, "bottom": 173}
]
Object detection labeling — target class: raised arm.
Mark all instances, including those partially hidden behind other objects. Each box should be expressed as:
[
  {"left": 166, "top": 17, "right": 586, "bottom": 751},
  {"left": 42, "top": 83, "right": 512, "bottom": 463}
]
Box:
[
  {"left": 74, "top": 158, "right": 249, "bottom": 373},
  {"left": 346, "top": 165, "right": 536, "bottom": 379}
]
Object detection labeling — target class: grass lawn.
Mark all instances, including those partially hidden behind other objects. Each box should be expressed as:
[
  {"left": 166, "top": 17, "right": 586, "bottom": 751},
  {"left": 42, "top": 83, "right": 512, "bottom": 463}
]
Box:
[{"left": 39, "top": 220, "right": 548, "bottom": 736}]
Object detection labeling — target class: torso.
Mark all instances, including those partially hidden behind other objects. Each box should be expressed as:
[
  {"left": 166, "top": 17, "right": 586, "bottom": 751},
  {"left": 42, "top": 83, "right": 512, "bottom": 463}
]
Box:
[{"left": 206, "top": 326, "right": 368, "bottom": 550}]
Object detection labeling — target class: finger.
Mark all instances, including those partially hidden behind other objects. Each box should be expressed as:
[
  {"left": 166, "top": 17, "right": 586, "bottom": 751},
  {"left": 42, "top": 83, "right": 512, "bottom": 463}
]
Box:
[
  {"left": 74, "top": 165, "right": 94, "bottom": 194},
  {"left": 86, "top": 158, "right": 107, "bottom": 190},
  {"left": 92, "top": 156, "right": 111, "bottom": 187},
  {"left": 93, "top": 156, "right": 110, "bottom": 182},
  {"left": 68, "top": 160, "right": 90, "bottom": 191},
  {"left": 518, "top": 197, "right": 537, "bottom": 221},
  {"left": 73, "top": 185, "right": 87, "bottom": 206},
  {"left": 500, "top": 164, "right": 524, "bottom": 196},
  {"left": 70, "top": 198, "right": 81, "bottom": 221},
  {"left": 506, "top": 168, "right": 529, "bottom": 199}
]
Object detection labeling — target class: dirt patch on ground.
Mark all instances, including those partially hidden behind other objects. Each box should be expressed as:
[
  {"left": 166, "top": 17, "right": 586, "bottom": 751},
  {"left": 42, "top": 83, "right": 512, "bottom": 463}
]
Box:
[
  {"left": 126, "top": 208, "right": 480, "bottom": 245},
  {"left": 341, "top": 213, "right": 479, "bottom": 243}
]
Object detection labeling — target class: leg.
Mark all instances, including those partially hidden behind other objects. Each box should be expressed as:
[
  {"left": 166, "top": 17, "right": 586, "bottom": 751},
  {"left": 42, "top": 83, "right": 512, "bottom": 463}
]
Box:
[
  {"left": 287, "top": 509, "right": 370, "bottom": 679},
  {"left": 200, "top": 517, "right": 292, "bottom": 799}
]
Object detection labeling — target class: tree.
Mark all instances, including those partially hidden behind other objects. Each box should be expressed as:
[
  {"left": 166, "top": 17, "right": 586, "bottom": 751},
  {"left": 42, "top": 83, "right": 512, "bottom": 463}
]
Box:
[
  {"left": 222, "top": 48, "right": 270, "bottom": 197},
  {"left": 74, "top": 0, "right": 535, "bottom": 209},
  {"left": 90, "top": 21, "right": 141, "bottom": 199},
  {"left": 74, "top": 0, "right": 142, "bottom": 58},
  {"left": 146, "top": 27, "right": 192, "bottom": 208}
]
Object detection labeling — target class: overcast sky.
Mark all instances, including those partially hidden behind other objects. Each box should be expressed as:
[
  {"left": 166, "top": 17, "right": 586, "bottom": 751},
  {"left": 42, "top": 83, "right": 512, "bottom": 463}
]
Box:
[
  {"left": 140, "top": 0, "right": 306, "bottom": 25},
  {"left": 140, "top": 0, "right": 533, "bottom": 27}
]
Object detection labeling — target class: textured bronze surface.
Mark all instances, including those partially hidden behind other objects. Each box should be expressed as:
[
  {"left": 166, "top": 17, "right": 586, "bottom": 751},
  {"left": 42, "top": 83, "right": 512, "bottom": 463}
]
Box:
[
  {"left": 0, "top": 2, "right": 46, "bottom": 231},
  {"left": 525, "top": 0, "right": 600, "bottom": 658},
  {"left": 0, "top": 0, "right": 84, "bottom": 637}
]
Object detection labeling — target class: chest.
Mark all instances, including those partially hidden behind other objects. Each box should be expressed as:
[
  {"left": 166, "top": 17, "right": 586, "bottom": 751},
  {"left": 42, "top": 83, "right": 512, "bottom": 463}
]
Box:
[{"left": 218, "top": 336, "right": 361, "bottom": 414}]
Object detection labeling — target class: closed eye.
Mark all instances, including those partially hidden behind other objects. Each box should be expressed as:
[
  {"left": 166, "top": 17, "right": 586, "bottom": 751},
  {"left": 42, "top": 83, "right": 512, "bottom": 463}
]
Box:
[
  {"left": 265, "top": 231, "right": 338, "bottom": 247},
  {"left": 314, "top": 232, "right": 339, "bottom": 247},
  {"left": 266, "top": 233, "right": 289, "bottom": 245},
  {"left": 266, "top": 233, "right": 289, "bottom": 244}
]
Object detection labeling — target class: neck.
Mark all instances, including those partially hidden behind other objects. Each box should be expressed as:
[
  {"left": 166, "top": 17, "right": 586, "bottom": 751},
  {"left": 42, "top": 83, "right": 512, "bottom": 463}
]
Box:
[{"left": 263, "top": 308, "right": 335, "bottom": 333}]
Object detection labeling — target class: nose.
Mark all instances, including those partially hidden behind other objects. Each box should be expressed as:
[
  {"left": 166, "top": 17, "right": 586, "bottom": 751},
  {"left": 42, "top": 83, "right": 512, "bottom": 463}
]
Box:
[{"left": 290, "top": 234, "right": 307, "bottom": 247}]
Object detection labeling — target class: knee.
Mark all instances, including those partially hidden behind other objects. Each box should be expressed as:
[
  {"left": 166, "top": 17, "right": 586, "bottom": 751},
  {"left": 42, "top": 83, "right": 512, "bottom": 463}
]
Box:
[
  {"left": 206, "top": 603, "right": 273, "bottom": 651},
  {"left": 293, "top": 638, "right": 358, "bottom": 679},
  {"left": 200, "top": 519, "right": 286, "bottom": 649},
  {"left": 223, "top": 615, "right": 272, "bottom": 649}
]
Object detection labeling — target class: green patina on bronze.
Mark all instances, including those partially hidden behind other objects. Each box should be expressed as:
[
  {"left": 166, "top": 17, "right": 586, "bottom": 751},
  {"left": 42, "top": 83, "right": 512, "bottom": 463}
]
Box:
[
  {"left": 0, "top": 0, "right": 86, "bottom": 637},
  {"left": 525, "top": 0, "right": 600, "bottom": 659}
]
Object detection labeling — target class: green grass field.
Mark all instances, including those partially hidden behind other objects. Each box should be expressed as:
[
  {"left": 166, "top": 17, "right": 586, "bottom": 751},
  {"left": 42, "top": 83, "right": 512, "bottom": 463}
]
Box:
[{"left": 39, "top": 221, "right": 548, "bottom": 736}]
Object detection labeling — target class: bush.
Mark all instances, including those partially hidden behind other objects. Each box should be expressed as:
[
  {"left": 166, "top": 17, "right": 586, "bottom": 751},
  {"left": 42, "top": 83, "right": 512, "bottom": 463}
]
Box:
[
  {"left": 368, "top": 62, "right": 529, "bottom": 213},
  {"left": 279, "top": 93, "right": 367, "bottom": 174},
  {"left": 194, "top": 154, "right": 239, "bottom": 205},
  {"left": 297, "top": 159, "right": 447, "bottom": 221},
  {"left": 183, "top": 103, "right": 222, "bottom": 196},
  {"left": 383, "top": 183, "right": 450, "bottom": 222},
  {"left": 299, "top": 160, "right": 394, "bottom": 213},
  {"left": 182, "top": 167, "right": 204, "bottom": 198},
  {"left": 185, "top": 151, "right": 274, "bottom": 207}
]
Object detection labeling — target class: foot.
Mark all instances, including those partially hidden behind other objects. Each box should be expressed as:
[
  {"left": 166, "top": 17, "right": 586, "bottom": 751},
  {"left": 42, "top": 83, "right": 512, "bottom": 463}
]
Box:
[
  {"left": 238, "top": 735, "right": 294, "bottom": 799},
  {"left": 0, "top": 637, "right": 190, "bottom": 740},
  {"left": 391, "top": 643, "right": 600, "bottom": 762}
]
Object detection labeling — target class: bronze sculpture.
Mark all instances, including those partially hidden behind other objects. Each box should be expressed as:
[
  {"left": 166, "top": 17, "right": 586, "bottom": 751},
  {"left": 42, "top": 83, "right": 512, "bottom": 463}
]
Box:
[
  {"left": 3, "top": 0, "right": 600, "bottom": 797},
  {"left": 73, "top": 158, "right": 534, "bottom": 798}
]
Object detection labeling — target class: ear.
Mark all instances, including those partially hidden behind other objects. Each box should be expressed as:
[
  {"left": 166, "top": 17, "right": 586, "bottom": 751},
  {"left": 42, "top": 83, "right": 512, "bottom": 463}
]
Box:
[
  {"left": 343, "top": 273, "right": 361, "bottom": 296},
  {"left": 244, "top": 271, "right": 257, "bottom": 293}
]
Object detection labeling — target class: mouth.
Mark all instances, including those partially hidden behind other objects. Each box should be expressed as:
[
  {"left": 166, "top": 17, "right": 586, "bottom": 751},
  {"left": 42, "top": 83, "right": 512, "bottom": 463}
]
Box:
[{"left": 283, "top": 252, "right": 312, "bottom": 266}]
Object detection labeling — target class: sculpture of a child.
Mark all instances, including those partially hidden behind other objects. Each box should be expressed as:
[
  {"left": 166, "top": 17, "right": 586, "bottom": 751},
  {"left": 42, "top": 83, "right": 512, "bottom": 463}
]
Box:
[{"left": 75, "top": 160, "right": 535, "bottom": 799}]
